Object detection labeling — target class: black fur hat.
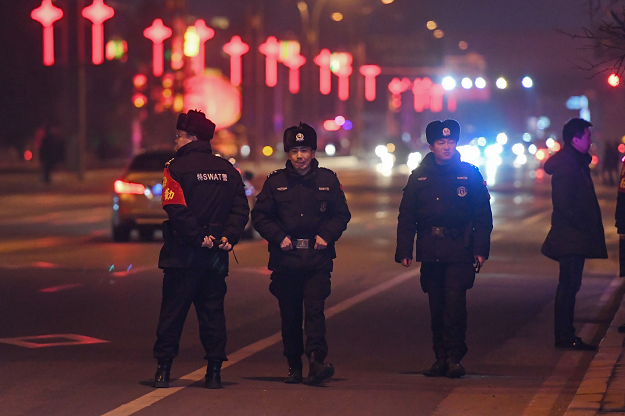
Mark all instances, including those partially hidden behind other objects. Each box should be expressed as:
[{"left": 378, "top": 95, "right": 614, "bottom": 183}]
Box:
[
  {"left": 176, "top": 110, "right": 216, "bottom": 141},
  {"left": 425, "top": 119, "right": 460, "bottom": 144},
  {"left": 283, "top": 122, "right": 317, "bottom": 152}
]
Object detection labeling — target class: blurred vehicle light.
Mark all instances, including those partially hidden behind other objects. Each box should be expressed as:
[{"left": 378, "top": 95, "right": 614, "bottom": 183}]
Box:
[{"left": 114, "top": 180, "right": 146, "bottom": 195}]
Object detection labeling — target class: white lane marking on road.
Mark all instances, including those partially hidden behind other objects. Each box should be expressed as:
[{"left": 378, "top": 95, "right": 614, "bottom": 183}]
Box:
[
  {"left": 100, "top": 268, "right": 419, "bottom": 416},
  {"left": 520, "top": 275, "right": 622, "bottom": 416}
]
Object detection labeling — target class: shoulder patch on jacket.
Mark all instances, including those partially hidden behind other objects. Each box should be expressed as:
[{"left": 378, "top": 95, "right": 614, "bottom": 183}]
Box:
[{"left": 267, "top": 169, "right": 283, "bottom": 178}]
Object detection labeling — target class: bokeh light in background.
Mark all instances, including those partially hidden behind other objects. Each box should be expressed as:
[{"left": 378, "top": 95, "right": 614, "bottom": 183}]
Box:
[
  {"left": 458, "top": 41, "right": 468, "bottom": 50},
  {"left": 521, "top": 76, "right": 533, "bottom": 88},
  {"left": 442, "top": 76, "right": 456, "bottom": 91},
  {"left": 325, "top": 144, "right": 336, "bottom": 156},
  {"left": 426, "top": 21, "right": 437, "bottom": 30},
  {"left": 475, "top": 77, "right": 486, "bottom": 89},
  {"left": 406, "top": 152, "right": 423, "bottom": 171},
  {"left": 496, "top": 133, "right": 508, "bottom": 145},
  {"left": 523, "top": 133, "right": 532, "bottom": 142},
  {"left": 24, "top": 150, "right": 33, "bottom": 161},
  {"left": 433, "top": 29, "right": 444, "bottom": 38},
  {"left": 262, "top": 146, "right": 273, "bottom": 156},
  {"left": 496, "top": 77, "right": 507, "bottom": 89},
  {"left": 608, "top": 73, "right": 621, "bottom": 87},
  {"left": 461, "top": 77, "right": 473, "bottom": 89},
  {"left": 528, "top": 144, "right": 537, "bottom": 155},
  {"left": 240, "top": 145, "right": 250, "bottom": 157}
]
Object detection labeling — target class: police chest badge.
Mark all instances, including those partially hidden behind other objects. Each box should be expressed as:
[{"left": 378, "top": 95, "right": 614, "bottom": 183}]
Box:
[
  {"left": 457, "top": 186, "right": 467, "bottom": 197},
  {"left": 320, "top": 202, "right": 327, "bottom": 212},
  {"left": 296, "top": 133, "right": 304, "bottom": 142}
]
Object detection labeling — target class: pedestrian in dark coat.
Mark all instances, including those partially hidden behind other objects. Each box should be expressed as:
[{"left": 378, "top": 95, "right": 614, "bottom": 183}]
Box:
[
  {"left": 396, "top": 119, "right": 492, "bottom": 378},
  {"left": 541, "top": 118, "right": 607, "bottom": 350},
  {"left": 615, "top": 162, "right": 625, "bottom": 332},
  {"left": 152, "top": 110, "right": 250, "bottom": 389},
  {"left": 252, "top": 123, "right": 351, "bottom": 385}
]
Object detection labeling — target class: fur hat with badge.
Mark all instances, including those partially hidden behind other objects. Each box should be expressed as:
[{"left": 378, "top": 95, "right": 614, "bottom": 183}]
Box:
[
  {"left": 283, "top": 122, "right": 317, "bottom": 152},
  {"left": 426, "top": 119, "right": 460, "bottom": 145},
  {"left": 176, "top": 110, "right": 216, "bottom": 141}
]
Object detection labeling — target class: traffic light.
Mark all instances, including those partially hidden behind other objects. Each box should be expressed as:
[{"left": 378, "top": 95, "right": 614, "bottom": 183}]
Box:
[{"left": 608, "top": 73, "right": 620, "bottom": 87}]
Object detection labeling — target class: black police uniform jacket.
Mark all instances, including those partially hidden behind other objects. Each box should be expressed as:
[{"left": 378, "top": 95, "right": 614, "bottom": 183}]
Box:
[
  {"left": 158, "top": 140, "right": 250, "bottom": 269},
  {"left": 251, "top": 159, "right": 351, "bottom": 272},
  {"left": 395, "top": 151, "right": 493, "bottom": 264},
  {"left": 541, "top": 144, "right": 607, "bottom": 260}
]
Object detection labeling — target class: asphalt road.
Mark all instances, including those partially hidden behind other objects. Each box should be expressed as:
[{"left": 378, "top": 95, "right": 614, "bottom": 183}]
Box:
[{"left": 0, "top": 163, "right": 621, "bottom": 416}]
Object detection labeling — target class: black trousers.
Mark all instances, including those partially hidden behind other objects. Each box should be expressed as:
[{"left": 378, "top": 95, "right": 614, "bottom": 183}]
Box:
[
  {"left": 153, "top": 267, "right": 228, "bottom": 362},
  {"left": 420, "top": 262, "right": 475, "bottom": 361},
  {"left": 554, "top": 255, "right": 585, "bottom": 344},
  {"left": 269, "top": 270, "right": 332, "bottom": 361}
]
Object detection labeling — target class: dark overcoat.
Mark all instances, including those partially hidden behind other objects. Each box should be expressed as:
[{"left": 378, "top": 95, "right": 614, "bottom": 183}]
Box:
[{"left": 541, "top": 144, "right": 607, "bottom": 260}]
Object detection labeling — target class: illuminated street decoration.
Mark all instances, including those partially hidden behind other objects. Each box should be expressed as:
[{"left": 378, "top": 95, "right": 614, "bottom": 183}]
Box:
[
  {"left": 192, "top": 20, "right": 214, "bottom": 75},
  {"left": 31, "top": 0, "right": 64, "bottom": 66},
  {"left": 330, "top": 52, "right": 353, "bottom": 101},
  {"left": 359, "top": 65, "right": 381, "bottom": 101},
  {"left": 259, "top": 36, "right": 280, "bottom": 87},
  {"left": 413, "top": 77, "right": 433, "bottom": 112},
  {"left": 184, "top": 27, "right": 200, "bottom": 57},
  {"left": 429, "top": 84, "right": 445, "bottom": 113},
  {"left": 82, "top": 0, "right": 115, "bottom": 65},
  {"left": 184, "top": 73, "right": 242, "bottom": 130},
  {"left": 171, "top": 35, "right": 184, "bottom": 70},
  {"left": 143, "top": 19, "right": 172, "bottom": 77},
  {"left": 105, "top": 39, "right": 127, "bottom": 61},
  {"left": 277, "top": 41, "right": 305, "bottom": 94},
  {"left": 314, "top": 49, "right": 332, "bottom": 95},
  {"left": 447, "top": 96, "right": 457, "bottom": 112},
  {"left": 223, "top": 36, "right": 249, "bottom": 87},
  {"left": 388, "top": 77, "right": 412, "bottom": 111}
]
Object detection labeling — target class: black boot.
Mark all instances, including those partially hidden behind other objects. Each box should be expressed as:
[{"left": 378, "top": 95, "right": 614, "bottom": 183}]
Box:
[
  {"left": 424, "top": 358, "right": 447, "bottom": 377},
  {"left": 446, "top": 358, "right": 466, "bottom": 378},
  {"left": 307, "top": 351, "right": 334, "bottom": 386},
  {"left": 205, "top": 359, "right": 222, "bottom": 389},
  {"left": 284, "top": 356, "right": 303, "bottom": 384},
  {"left": 153, "top": 359, "right": 172, "bottom": 388}
]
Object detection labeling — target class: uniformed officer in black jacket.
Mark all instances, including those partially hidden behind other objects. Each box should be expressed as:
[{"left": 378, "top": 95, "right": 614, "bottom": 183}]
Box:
[
  {"left": 152, "top": 110, "right": 250, "bottom": 389},
  {"left": 396, "top": 119, "right": 492, "bottom": 378},
  {"left": 252, "top": 123, "right": 351, "bottom": 385}
]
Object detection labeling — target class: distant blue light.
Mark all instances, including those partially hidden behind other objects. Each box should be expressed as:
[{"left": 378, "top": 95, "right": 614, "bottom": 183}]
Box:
[
  {"left": 152, "top": 183, "right": 163, "bottom": 196},
  {"left": 343, "top": 120, "right": 353, "bottom": 130}
]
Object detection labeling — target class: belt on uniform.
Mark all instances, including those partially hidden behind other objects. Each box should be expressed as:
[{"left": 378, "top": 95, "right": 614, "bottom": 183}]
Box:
[
  {"left": 431, "top": 226, "right": 460, "bottom": 237},
  {"left": 294, "top": 238, "right": 313, "bottom": 249}
]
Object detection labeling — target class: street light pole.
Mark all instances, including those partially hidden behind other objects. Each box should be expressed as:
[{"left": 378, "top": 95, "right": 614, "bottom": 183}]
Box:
[{"left": 77, "top": 0, "right": 87, "bottom": 181}]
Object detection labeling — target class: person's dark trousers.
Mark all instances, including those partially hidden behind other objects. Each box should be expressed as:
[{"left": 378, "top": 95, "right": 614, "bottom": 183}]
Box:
[
  {"left": 270, "top": 270, "right": 332, "bottom": 360},
  {"left": 420, "top": 262, "right": 474, "bottom": 361},
  {"left": 153, "top": 267, "right": 228, "bottom": 362},
  {"left": 554, "top": 255, "right": 585, "bottom": 344}
]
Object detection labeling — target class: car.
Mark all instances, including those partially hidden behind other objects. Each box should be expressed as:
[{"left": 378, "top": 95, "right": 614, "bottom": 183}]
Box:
[{"left": 111, "top": 149, "right": 255, "bottom": 242}]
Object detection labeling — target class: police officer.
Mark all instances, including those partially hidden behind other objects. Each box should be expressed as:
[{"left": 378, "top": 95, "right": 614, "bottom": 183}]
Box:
[
  {"left": 152, "top": 110, "right": 250, "bottom": 389},
  {"left": 251, "top": 123, "right": 351, "bottom": 385},
  {"left": 395, "top": 119, "right": 492, "bottom": 378}
]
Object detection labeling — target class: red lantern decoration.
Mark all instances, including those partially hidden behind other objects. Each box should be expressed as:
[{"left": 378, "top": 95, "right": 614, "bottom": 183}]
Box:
[
  {"left": 81, "top": 0, "right": 114, "bottom": 65},
  {"left": 388, "top": 78, "right": 411, "bottom": 111},
  {"left": 184, "top": 74, "right": 242, "bottom": 130},
  {"left": 143, "top": 19, "right": 172, "bottom": 77},
  {"left": 413, "top": 77, "right": 433, "bottom": 112},
  {"left": 259, "top": 36, "right": 280, "bottom": 87},
  {"left": 359, "top": 65, "right": 381, "bottom": 101},
  {"left": 192, "top": 20, "right": 214, "bottom": 75},
  {"left": 223, "top": 36, "right": 249, "bottom": 87},
  {"left": 314, "top": 49, "right": 332, "bottom": 95},
  {"left": 284, "top": 54, "right": 306, "bottom": 94},
  {"left": 31, "top": 0, "right": 64, "bottom": 66},
  {"left": 330, "top": 53, "right": 353, "bottom": 101},
  {"left": 430, "top": 84, "right": 446, "bottom": 113}
]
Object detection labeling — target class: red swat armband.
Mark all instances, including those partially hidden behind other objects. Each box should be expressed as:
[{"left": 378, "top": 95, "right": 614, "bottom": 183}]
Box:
[{"left": 162, "top": 166, "right": 187, "bottom": 206}]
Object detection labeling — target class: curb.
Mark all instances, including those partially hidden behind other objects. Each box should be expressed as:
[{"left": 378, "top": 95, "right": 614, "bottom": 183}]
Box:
[{"left": 565, "top": 278, "right": 625, "bottom": 415}]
